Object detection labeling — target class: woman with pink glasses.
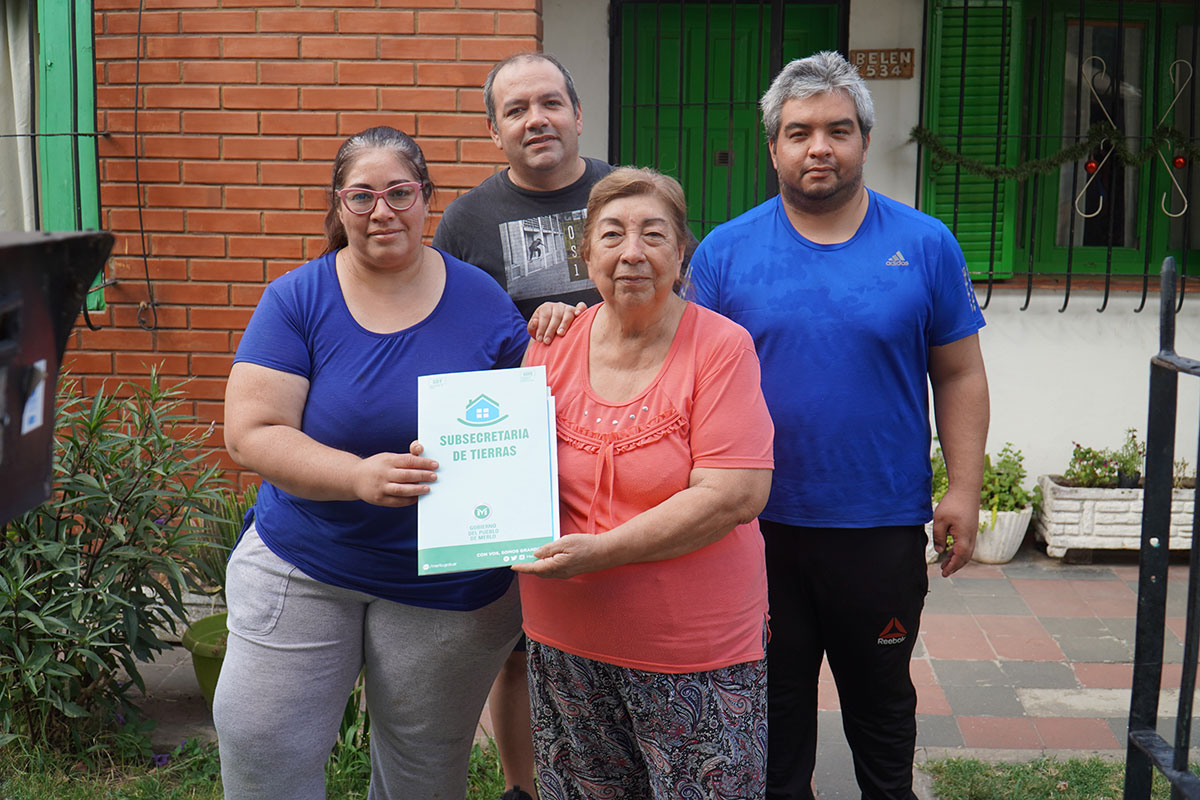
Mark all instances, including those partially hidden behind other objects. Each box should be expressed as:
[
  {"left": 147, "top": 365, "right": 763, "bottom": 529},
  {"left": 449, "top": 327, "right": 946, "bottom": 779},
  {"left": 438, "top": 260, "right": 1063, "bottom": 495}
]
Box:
[{"left": 218, "top": 126, "right": 527, "bottom": 800}]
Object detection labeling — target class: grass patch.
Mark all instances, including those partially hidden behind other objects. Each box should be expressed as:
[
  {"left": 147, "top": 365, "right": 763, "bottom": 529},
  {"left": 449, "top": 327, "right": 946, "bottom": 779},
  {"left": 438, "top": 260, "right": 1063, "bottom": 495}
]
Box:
[
  {"left": 0, "top": 739, "right": 223, "bottom": 800},
  {"left": 0, "top": 737, "right": 507, "bottom": 800},
  {"left": 923, "top": 756, "right": 1180, "bottom": 800}
]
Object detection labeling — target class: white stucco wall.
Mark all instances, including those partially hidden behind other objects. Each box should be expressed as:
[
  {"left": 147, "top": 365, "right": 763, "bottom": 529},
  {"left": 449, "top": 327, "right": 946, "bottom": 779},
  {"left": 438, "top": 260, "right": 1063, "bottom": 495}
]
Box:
[
  {"left": 849, "top": 0, "right": 924, "bottom": 206},
  {"left": 977, "top": 290, "right": 1200, "bottom": 485},
  {"left": 542, "top": 0, "right": 610, "bottom": 161}
]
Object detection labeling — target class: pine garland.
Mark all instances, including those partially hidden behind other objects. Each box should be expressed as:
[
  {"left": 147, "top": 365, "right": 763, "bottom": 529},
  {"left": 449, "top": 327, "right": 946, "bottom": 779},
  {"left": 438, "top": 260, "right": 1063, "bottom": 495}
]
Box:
[{"left": 910, "top": 122, "right": 1200, "bottom": 181}]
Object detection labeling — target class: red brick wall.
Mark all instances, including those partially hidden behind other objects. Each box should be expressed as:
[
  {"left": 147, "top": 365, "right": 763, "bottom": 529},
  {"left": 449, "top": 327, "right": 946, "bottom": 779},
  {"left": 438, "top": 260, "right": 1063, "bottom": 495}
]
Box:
[{"left": 71, "top": 1, "right": 542, "bottom": 485}]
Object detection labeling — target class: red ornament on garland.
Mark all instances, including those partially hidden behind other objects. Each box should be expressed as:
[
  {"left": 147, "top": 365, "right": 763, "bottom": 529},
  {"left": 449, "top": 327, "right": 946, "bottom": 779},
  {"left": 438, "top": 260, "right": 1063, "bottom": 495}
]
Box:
[
  {"left": 1174, "top": 155, "right": 1187, "bottom": 170},
  {"left": 1085, "top": 159, "right": 1098, "bottom": 174}
]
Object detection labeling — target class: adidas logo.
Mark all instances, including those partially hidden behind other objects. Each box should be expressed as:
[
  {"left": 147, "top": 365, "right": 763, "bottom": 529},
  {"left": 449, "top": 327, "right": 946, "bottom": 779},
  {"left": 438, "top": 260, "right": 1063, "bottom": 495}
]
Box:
[
  {"left": 878, "top": 617, "right": 907, "bottom": 646},
  {"left": 885, "top": 250, "right": 909, "bottom": 266}
]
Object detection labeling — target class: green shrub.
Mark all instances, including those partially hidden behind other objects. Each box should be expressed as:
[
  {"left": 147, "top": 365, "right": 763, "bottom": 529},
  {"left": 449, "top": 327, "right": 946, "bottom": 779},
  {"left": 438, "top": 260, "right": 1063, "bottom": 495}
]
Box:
[
  {"left": 1064, "top": 442, "right": 1118, "bottom": 487},
  {"left": 0, "top": 372, "right": 226, "bottom": 751},
  {"left": 1175, "top": 458, "right": 1194, "bottom": 489},
  {"left": 189, "top": 484, "right": 258, "bottom": 603},
  {"left": 1112, "top": 428, "right": 1146, "bottom": 478},
  {"left": 931, "top": 441, "right": 949, "bottom": 503},
  {"left": 981, "top": 443, "right": 1032, "bottom": 513},
  {"left": 1063, "top": 429, "right": 1145, "bottom": 487}
]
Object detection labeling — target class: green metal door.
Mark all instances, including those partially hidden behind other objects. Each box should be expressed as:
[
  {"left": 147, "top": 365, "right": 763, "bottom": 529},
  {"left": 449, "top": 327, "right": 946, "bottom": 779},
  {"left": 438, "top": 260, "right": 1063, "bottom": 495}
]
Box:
[{"left": 614, "top": 1, "right": 841, "bottom": 237}]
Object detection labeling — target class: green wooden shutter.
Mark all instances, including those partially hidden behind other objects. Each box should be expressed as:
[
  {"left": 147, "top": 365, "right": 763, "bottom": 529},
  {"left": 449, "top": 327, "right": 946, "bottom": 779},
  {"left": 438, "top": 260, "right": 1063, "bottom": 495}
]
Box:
[
  {"left": 37, "top": 0, "right": 103, "bottom": 310},
  {"left": 923, "top": 0, "right": 1019, "bottom": 278},
  {"left": 617, "top": 2, "right": 839, "bottom": 238}
]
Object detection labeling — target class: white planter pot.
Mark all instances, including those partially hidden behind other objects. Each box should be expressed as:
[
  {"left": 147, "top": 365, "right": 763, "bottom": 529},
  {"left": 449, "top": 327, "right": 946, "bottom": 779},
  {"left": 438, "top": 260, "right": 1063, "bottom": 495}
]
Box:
[
  {"left": 973, "top": 507, "right": 1034, "bottom": 564},
  {"left": 1032, "top": 474, "right": 1195, "bottom": 558},
  {"left": 925, "top": 507, "right": 1034, "bottom": 566},
  {"left": 924, "top": 522, "right": 939, "bottom": 564}
]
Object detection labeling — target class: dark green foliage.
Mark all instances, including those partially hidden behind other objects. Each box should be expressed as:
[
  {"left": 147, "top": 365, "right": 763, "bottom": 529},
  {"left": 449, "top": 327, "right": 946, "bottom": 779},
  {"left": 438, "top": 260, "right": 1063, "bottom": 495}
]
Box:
[
  {"left": 913, "top": 122, "right": 1200, "bottom": 181},
  {"left": 931, "top": 442, "right": 949, "bottom": 504},
  {"left": 1063, "top": 429, "right": 1144, "bottom": 488},
  {"left": 980, "top": 443, "right": 1032, "bottom": 513},
  {"left": 0, "top": 373, "right": 226, "bottom": 751},
  {"left": 188, "top": 484, "right": 258, "bottom": 602}
]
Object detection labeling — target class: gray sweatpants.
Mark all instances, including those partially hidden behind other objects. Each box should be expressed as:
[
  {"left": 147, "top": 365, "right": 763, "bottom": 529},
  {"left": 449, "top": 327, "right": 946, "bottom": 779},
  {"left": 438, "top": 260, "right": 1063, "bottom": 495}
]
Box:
[{"left": 212, "top": 526, "right": 522, "bottom": 800}]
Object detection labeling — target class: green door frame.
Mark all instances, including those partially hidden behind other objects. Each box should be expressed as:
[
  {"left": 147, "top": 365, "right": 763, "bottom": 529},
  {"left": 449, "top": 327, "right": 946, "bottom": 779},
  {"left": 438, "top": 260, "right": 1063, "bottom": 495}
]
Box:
[
  {"left": 609, "top": 0, "right": 848, "bottom": 238},
  {"left": 36, "top": 0, "right": 103, "bottom": 309}
]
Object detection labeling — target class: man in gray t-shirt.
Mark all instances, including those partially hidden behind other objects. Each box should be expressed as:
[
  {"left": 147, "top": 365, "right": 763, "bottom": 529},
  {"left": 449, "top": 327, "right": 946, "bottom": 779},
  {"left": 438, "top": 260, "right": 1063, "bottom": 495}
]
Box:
[{"left": 433, "top": 53, "right": 612, "bottom": 321}]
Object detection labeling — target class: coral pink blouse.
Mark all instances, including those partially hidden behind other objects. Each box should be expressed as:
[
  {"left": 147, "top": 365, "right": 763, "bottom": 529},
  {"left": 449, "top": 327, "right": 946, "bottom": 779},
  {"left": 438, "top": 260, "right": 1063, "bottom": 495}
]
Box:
[{"left": 519, "top": 302, "right": 774, "bottom": 673}]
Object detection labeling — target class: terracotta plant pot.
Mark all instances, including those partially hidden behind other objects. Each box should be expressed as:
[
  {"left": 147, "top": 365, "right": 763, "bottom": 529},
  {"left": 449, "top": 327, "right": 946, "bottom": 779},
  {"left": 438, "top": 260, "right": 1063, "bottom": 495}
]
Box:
[{"left": 181, "top": 612, "right": 227, "bottom": 709}]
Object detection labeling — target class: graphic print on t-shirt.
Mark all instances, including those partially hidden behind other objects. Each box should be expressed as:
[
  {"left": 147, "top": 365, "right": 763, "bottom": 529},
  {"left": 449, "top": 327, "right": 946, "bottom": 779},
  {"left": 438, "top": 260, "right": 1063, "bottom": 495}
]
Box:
[{"left": 498, "top": 209, "right": 595, "bottom": 301}]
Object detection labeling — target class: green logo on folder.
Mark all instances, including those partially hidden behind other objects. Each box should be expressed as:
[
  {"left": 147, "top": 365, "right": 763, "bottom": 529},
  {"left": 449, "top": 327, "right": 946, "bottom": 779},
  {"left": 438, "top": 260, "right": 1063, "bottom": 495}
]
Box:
[{"left": 458, "top": 394, "right": 508, "bottom": 427}]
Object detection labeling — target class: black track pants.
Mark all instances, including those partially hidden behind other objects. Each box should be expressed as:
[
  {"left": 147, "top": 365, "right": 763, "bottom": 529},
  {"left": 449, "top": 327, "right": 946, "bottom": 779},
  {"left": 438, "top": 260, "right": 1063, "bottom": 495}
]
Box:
[{"left": 761, "top": 521, "right": 929, "bottom": 800}]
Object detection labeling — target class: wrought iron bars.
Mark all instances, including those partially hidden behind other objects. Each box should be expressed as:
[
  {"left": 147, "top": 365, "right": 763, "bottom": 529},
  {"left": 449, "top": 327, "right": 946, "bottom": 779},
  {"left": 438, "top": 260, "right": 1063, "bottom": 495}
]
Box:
[{"left": 1124, "top": 257, "right": 1200, "bottom": 800}]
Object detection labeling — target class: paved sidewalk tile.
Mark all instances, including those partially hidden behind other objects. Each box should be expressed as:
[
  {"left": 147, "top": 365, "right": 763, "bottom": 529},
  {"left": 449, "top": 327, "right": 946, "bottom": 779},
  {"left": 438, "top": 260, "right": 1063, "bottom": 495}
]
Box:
[
  {"left": 998, "top": 661, "right": 1078, "bottom": 689},
  {"left": 1071, "top": 579, "right": 1138, "bottom": 617},
  {"left": 921, "top": 615, "right": 995, "bottom": 660},
  {"left": 917, "top": 714, "right": 965, "bottom": 747},
  {"left": 1033, "top": 717, "right": 1123, "bottom": 750},
  {"left": 958, "top": 716, "right": 1041, "bottom": 748},
  {"left": 952, "top": 578, "right": 1021, "bottom": 597},
  {"left": 916, "top": 683, "right": 953, "bottom": 716},
  {"left": 1011, "top": 578, "right": 1094, "bottom": 617},
  {"left": 1075, "top": 662, "right": 1134, "bottom": 688},
  {"left": 942, "top": 685, "right": 1025, "bottom": 717},
  {"left": 978, "top": 615, "right": 1066, "bottom": 661},
  {"left": 931, "top": 659, "right": 1009, "bottom": 687}
]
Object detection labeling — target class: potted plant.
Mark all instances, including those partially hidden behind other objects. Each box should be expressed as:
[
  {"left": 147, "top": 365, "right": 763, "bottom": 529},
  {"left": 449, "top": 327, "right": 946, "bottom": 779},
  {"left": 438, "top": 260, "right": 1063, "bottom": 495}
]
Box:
[
  {"left": 974, "top": 444, "right": 1035, "bottom": 564},
  {"left": 1112, "top": 428, "right": 1147, "bottom": 488},
  {"left": 926, "top": 442, "right": 1036, "bottom": 564},
  {"left": 925, "top": 442, "right": 950, "bottom": 563},
  {"left": 181, "top": 484, "right": 257, "bottom": 709},
  {"left": 1033, "top": 429, "right": 1194, "bottom": 557}
]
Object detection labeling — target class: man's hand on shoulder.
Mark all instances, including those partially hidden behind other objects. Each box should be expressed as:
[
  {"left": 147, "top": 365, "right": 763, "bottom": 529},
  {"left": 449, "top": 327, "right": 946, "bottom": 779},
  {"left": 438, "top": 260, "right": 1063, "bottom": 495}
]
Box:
[
  {"left": 932, "top": 486, "right": 979, "bottom": 577},
  {"left": 528, "top": 301, "right": 587, "bottom": 343}
]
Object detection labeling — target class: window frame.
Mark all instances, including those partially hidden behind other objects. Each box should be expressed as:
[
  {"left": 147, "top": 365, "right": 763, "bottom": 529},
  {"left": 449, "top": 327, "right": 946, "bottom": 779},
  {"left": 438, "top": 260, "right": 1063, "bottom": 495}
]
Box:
[{"left": 921, "top": 0, "right": 1200, "bottom": 279}]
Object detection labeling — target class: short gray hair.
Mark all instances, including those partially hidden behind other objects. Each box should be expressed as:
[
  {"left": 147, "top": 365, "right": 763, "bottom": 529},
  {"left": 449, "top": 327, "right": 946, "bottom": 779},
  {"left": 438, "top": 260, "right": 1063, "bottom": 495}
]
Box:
[
  {"left": 759, "top": 51, "right": 875, "bottom": 143},
  {"left": 483, "top": 53, "right": 581, "bottom": 128}
]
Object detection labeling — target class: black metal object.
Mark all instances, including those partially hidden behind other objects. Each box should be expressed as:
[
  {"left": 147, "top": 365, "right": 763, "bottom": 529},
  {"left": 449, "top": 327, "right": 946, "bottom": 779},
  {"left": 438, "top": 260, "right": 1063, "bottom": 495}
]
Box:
[
  {"left": 0, "top": 231, "right": 112, "bottom": 525},
  {"left": 1124, "top": 256, "right": 1200, "bottom": 799}
]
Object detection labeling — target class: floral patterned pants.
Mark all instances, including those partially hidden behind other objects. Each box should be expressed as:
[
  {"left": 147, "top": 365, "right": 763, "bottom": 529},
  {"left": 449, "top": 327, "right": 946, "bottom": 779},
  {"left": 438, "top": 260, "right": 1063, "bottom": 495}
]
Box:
[{"left": 527, "top": 638, "right": 767, "bottom": 799}]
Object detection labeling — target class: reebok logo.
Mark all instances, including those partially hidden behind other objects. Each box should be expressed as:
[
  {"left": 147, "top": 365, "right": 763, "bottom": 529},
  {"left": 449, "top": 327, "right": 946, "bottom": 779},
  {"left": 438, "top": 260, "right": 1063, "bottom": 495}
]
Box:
[
  {"left": 885, "top": 251, "right": 909, "bottom": 266},
  {"left": 878, "top": 617, "right": 907, "bottom": 646}
]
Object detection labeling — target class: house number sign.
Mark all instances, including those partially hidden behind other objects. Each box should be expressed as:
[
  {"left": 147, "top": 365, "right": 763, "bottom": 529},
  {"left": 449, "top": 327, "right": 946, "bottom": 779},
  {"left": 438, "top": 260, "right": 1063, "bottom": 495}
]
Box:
[{"left": 849, "top": 49, "right": 914, "bottom": 79}]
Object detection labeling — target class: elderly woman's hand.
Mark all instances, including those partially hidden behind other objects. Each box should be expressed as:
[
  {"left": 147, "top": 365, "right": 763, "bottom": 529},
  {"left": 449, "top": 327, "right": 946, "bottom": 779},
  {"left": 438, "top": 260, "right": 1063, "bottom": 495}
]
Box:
[
  {"left": 510, "top": 533, "right": 614, "bottom": 579},
  {"left": 351, "top": 441, "right": 439, "bottom": 507},
  {"left": 527, "top": 301, "right": 588, "bottom": 344}
]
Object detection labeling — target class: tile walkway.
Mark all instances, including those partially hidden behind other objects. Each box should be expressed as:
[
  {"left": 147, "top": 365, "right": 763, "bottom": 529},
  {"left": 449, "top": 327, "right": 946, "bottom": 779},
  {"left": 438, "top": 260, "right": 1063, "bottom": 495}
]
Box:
[
  {"left": 816, "top": 543, "right": 1197, "bottom": 762},
  {"left": 133, "top": 539, "right": 1200, "bottom": 798}
]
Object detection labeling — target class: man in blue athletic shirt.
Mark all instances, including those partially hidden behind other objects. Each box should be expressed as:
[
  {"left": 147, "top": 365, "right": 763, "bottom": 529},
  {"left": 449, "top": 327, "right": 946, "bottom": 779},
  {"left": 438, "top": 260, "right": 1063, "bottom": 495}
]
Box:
[{"left": 685, "top": 51, "right": 989, "bottom": 800}]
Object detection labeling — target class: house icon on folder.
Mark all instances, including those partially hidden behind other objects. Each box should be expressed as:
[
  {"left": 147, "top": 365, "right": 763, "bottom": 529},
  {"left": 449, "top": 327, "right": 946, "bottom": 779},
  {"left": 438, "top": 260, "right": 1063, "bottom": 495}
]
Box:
[{"left": 459, "top": 395, "right": 507, "bottom": 427}]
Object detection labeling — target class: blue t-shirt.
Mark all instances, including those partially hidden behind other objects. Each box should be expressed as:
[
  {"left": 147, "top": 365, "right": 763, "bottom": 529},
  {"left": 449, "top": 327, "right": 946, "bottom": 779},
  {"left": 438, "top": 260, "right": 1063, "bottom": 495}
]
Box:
[
  {"left": 685, "top": 190, "right": 985, "bottom": 528},
  {"left": 233, "top": 249, "right": 529, "bottom": 610}
]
